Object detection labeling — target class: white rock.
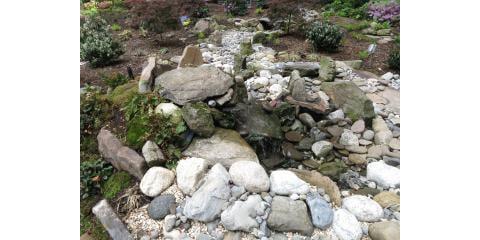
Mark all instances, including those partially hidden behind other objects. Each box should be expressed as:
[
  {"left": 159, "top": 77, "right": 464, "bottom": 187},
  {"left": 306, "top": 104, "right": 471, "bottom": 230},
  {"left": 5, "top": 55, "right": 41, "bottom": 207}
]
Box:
[
  {"left": 342, "top": 195, "right": 383, "bottom": 222},
  {"left": 259, "top": 70, "right": 272, "bottom": 79},
  {"left": 221, "top": 195, "right": 265, "bottom": 231},
  {"left": 140, "top": 167, "right": 175, "bottom": 197},
  {"left": 229, "top": 161, "right": 270, "bottom": 193},
  {"left": 254, "top": 76, "right": 269, "bottom": 86},
  {"left": 270, "top": 170, "right": 310, "bottom": 195},
  {"left": 155, "top": 103, "right": 182, "bottom": 124},
  {"left": 340, "top": 130, "right": 359, "bottom": 146},
  {"left": 381, "top": 72, "right": 394, "bottom": 81},
  {"left": 328, "top": 109, "right": 345, "bottom": 120},
  {"left": 367, "top": 161, "right": 400, "bottom": 188},
  {"left": 268, "top": 84, "right": 284, "bottom": 99},
  {"left": 332, "top": 209, "right": 363, "bottom": 240},
  {"left": 176, "top": 157, "right": 209, "bottom": 196}
]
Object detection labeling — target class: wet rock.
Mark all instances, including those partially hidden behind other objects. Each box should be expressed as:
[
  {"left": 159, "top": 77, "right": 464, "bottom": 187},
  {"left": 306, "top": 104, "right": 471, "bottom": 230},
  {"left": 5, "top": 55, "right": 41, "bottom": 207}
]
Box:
[
  {"left": 367, "top": 161, "right": 400, "bottom": 188},
  {"left": 181, "top": 102, "right": 215, "bottom": 137},
  {"left": 342, "top": 195, "right": 383, "bottom": 222},
  {"left": 92, "top": 200, "right": 132, "bottom": 240},
  {"left": 267, "top": 196, "right": 314, "bottom": 235},
  {"left": 142, "top": 140, "right": 165, "bottom": 167},
  {"left": 140, "top": 167, "right": 175, "bottom": 197},
  {"left": 183, "top": 128, "right": 259, "bottom": 168},
  {"left": 281, "top": 142, "right": 305, "bottom": 161},
  {"left": 306, "top": 192, "right": 334, "bottom": 229},
  {"left": 221, "top": 195, "right": 265, "bottom": 231},
  {"left": 176, "top": 157, "right": 208, "bottom": 196},
  {"left": 229, "top": 161, "right": 270, "bottom": 193},
  {"left": 211, "top": 108, "right": 235, "bottom": 129},
  {"left": 270, "top": 170, "right": 310, "bottom": 195},
  {"left": 368, "top": 221, "right": 400, "bottom": 240},
  {"left": 155, "top": 65, "right": 234, "bottom": 105},
  {"left": 97, "top": 128, "right": 147, "bottom": 179},
  {"left": 147, "top": 194, "right": 176, "bottom": 220},
  {"left": 183, "top": 164, "right": 231, "bottom": 222},
  {"left": 311, "top": 141, "right": 333, "bottom": 157},
  {"left": 297, "top": 137, "right": 315, "bottom": 150},
  {"left": 298, "top": 113, "right": 316, "bottom": 128},
  {"left": 322, "top": 81, "right": 375, "bottom": 123},
  {"left": 178, "top": 45, "right": 204, "bottom": 68},
  {"left": 285, "top": 131, "right": 303, "bottom": 143},
  {"left": 332, "top": 209, "right": 363, "bottom": 240}
]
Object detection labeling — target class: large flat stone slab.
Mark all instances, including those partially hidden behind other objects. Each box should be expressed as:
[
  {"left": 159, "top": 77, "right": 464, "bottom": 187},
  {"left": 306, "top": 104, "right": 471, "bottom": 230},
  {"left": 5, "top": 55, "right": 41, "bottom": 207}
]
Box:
[{"left": 154, "top": 65, "right": 234, "bottom": 105}]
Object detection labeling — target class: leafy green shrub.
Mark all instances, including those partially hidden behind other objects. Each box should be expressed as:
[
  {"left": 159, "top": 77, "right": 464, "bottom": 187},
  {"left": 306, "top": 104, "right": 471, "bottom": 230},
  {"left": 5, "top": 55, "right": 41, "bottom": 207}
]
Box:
[
  {"left": 197, "top": 31, "right": 206, "bottom": 40},
  {"left": 193, "top": 6, "right": 210, "bottom": 18},
  {"left": 80, "top": 16, "right": 123, "bottom": 67},
  {"left": 324, "top": 0, "right": 369, "bottom": 19},
  {"left": 255, "top": 8, "right": 264, "bottom": 15},
  {"left": 306, "top": 21, "right": 343, "bottom": 52},
  {"left": 372, "top": 21, "right": 390, "bottom": 31},
  {"left": 224, "top": 0, "right": 248, "bottom": 16},
  {"left": 101, "top": 171, "right": 132, "bottom": 199},
  {"left": 122, "top": 94, "right": 187, "bottom": 160},
  {"left": 102, "top": 72, "right": 128, "bottom": 89},
  {"left": 111, "top": 23, "right": 122, "bottom": 31},
  {"left": 358, "top": 50, "right": 369, "bottom": 60},
  {"left": 81, "top": 159, "right": 114, "bottom": 199},
  {"left": 81, "top": 86, "right": 112, "bottom": 153}
]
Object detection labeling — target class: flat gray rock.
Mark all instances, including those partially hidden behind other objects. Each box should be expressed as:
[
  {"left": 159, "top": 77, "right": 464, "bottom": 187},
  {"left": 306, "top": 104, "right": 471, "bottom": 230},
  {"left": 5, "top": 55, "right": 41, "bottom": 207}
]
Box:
[
  {"left": 267, "top": 196, "right": 314, "bottom": 235},
  {"left": 155, "top": 65, "right": 234, "bottom": 105}
]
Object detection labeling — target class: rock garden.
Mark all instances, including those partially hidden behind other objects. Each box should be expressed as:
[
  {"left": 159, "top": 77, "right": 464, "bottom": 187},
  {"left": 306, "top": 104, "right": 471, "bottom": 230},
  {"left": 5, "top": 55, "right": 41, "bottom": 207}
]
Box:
[{"left": 80, "top": 1, "right": 400, "bottom": 240}]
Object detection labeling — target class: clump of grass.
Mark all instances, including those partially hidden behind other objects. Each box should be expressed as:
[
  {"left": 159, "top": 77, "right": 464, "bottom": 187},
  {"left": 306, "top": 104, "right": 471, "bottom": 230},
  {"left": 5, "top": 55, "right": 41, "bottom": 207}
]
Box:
[
  {"left": 351, "top": 32, "right": 371, "bottom": 42},
  {"left": 342, "top": 20, "right": 369, "bottom": 31},
  {"left": 358, "top": 50, "right": 369, "bottom": 60},
  {"left": 111, "top": 23, "right": 122, "bottom": 31}
]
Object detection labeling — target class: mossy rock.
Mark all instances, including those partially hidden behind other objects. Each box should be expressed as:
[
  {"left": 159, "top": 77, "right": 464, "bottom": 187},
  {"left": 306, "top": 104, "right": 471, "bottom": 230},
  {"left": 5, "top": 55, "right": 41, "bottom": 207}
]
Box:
[
  {"left": 317, "top": 160, "right": 348, "bottom": 181},
  {"left": 239, "top": 39, "right": 253, "bottom": 56},
  {"left": 252, "top": 31, "right": 268, "bottom": 44},
  {"left": 211, "top": 108, "right": 235, "bottom": 129},
  {"left": 181, "top": 102, "right": 215, "bottom": 137},
  {"left": 101, "top": 171, "right": 133, "bottom": 200},
  {"left": 125, "top": 115, "right": 149, "bottom": 148},
  {"left": 109, "top": 81, "right": 138, "bottom": 107},
  {"left": 272, "top": 102, "right": 296, "bottom": 126}
]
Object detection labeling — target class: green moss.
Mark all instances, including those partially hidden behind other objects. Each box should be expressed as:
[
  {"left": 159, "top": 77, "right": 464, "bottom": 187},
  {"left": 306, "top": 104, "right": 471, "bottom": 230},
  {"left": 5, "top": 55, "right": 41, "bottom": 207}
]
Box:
[
  {"left": 81, "top": 87, "right": 112, "bottom": 154},
  {"left": 108, "top": 81, "right": 138, "bottom": 107},
  {"left": 101, "top": 171, "right": 132, "bottom": 200}
]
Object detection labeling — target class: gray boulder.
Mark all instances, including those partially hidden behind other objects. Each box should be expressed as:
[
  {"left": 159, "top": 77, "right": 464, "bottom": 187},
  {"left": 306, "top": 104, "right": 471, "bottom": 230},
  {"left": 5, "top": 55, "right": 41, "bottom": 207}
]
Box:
[
  {"left": 155, "top": 65, "right": 234, "bottom": 105},
  {"left": 368, "top": 221, "right": 400, "bottom": 240},
  {"left": 276, "top": 62, "right": 320, "bottom": 77},
  {"left": 183, "top": 164, "right": 231, "bottom": 222},
  {"left": 322, "top": 81, "right": 375, "bottom": 123},
  {"left": 318, "top": 56, "right": 335, "bottom": 82},
  {"left": 267, "top": 196, "right": 314, "bottom": 235},
  {"left": 311, "top": 141, "right": 333, "bottom": 158},
  {"left": 139, "top": 56, "right": 156, "bottom": 93},
  {"left": 97, "top": 128, "right": 147, "bottom": 179}
]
